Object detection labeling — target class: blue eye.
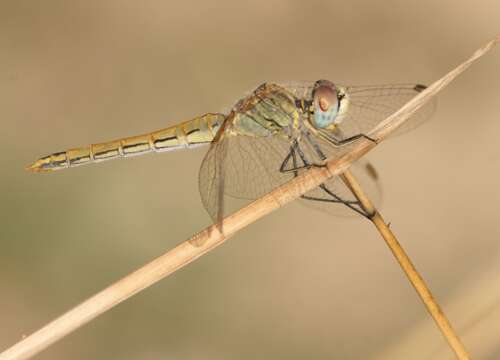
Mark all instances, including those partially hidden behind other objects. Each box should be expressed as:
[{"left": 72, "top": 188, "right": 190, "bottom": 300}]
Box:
[
  {"left": 311, "top": 80, "right": 340, "bottom": 129},
  {"left": 313, "top": 102, "right": 339, "bottom": 128}
]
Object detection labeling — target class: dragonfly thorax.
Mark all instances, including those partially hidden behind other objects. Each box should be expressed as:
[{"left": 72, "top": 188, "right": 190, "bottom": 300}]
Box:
[{"left": 229, "top": 83, "right": 300, "bottom": 137}]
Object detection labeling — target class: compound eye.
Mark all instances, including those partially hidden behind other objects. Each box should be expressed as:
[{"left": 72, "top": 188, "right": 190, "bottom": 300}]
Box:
[
  {"left": 318, "top": 96, "right": 331, "bottom": 112},
  {"left": 311, "top": 80, "right": 339, "bottom": 128}
]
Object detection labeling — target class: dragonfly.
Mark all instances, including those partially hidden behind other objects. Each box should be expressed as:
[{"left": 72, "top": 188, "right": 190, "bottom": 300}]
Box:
[{"left": 27, "top": 80, "right": 435, "bottom": 221}]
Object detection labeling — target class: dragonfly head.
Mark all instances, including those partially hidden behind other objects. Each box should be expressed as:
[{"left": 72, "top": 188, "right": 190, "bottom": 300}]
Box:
[{"left": 311, "top": 80, "right": 343, "bottom": 129}]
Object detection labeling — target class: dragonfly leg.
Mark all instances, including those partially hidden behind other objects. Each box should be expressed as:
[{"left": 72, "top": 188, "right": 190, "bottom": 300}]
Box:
[
  {"left": 317, "top": 184, "right": 371, "bottom": 218},
  {"left": 279, "top": 138, "right": 372, "bottom": 218},
  {"left": 301, "top": 134, "right": 373, "bottom": 218},
  {"left": 279, "top": 140, "right": 325, "bottom": 174},
  {"left": 324, "top": 132, "right": 378, "bottom": 146},
  {"left": 300, "top": 184, "right": 372, "bottom": 218}
]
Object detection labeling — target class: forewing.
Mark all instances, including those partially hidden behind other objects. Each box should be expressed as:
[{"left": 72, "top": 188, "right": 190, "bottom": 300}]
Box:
[
  {"left": 280, "top": 82, "right": 436, "bottom": 140},
  {"left": 336, "top": 84, "right": 436, "bottom": 139}
]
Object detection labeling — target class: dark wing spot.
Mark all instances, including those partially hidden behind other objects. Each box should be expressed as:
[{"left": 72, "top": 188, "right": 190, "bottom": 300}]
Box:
[{"left": 414, "top": 84, "right": 427, "bottom": 92}]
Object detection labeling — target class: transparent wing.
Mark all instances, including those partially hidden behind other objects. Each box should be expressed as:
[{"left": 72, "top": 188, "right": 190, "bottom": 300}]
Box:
[
  {"left": 198, "top": 138, "right": 227, "bottom": 224},
  {"left": 199, "top": 133, "right": 298, "bottom": 223},
  {"left": 279, "top": 82, "right": 436, "bottom": 140},
  {"left": 198, "top": 129, "right": 378, "bottom": 222},
  {"left": 336, "top": 84, "right": 436, "bottom": 139},
  {"left": 277, "top": 80, "right": 315, "bottom": 99}
]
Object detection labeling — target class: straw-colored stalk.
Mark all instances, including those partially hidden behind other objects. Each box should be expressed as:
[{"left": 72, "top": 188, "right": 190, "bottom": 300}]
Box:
[
  {"left": 0, "top": 36, "right": 498, "bottom": 360},
  {"left": 341, "top": 170, "right": 469, "bottom": 359}
]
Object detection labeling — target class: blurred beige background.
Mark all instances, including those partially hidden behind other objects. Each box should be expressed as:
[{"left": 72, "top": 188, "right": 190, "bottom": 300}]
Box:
[{"left": 1, "top": 1, "right": 499, "bottom": 359}]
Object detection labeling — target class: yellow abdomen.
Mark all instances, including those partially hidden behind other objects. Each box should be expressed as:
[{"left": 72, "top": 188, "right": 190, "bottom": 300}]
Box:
[{"left": 27, "top": 113, "right": 224, "bottom": 173}]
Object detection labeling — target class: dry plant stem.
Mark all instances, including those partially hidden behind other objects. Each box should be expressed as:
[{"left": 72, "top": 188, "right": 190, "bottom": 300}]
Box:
[
  {"left": 341, "top": 170, "right": 469, "bottom": 360},
  {"left": 0, "top": 36, "right": 498, "bottom": 360}
]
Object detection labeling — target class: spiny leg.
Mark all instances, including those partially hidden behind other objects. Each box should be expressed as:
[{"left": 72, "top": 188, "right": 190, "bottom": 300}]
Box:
[
  {"left": 279, "top": 139, "right": 325, "bottom": 174},
  {"left": 278, "top": 138, "right": 371, "bottom": 218},
  {"left": 300, "top": 181, "right": 367, "bottom": 217},
  {"left": 300, "top": 134, "right": 373, "bottom": 218},
  {"left": 322, "top": 131, "right": 378, "bottom": 146}
]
